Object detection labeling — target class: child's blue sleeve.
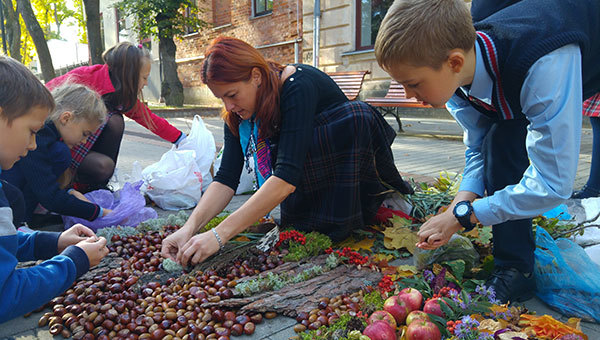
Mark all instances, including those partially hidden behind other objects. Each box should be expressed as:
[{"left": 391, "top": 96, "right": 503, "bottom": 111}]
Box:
[
  {"left": 0, "top": 208, "right": 89, "bottom": 323},
  {"left": 16, "top": 230, "right": 61, "bottom": 261}
]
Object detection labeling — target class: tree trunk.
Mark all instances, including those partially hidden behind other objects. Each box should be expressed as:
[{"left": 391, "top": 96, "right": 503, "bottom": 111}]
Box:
[
  {"left": 83, "top": 0, "right": 102, "bottom": 64},
  {"left": 17, "top": 0, "right": 54, "bottom": 81},
  {"left": 3, "top": 0, "right": 21, "bottom": 62},
  {"left": 158, "top": 33, "right": 184, "bottom": 106}
]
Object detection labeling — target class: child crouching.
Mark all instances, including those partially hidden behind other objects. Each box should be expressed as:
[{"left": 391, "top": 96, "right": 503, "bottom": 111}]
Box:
[{"left": 1, "top": 82, "right": 110, "bottom": 226}]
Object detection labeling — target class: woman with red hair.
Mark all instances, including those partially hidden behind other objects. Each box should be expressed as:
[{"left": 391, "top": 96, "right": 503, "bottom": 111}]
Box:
[{"left": 161, "top": 37, "right": 413, "bottom": 266}]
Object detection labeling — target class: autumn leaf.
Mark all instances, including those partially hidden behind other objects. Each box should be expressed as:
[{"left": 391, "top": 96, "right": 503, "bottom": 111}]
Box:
[
  {"left": 372, "top": 254, "right": 395, "bottom": 262},
  {"left": 335, "top": 236, "right": 375, "bottom": 252},
  {"left": 382, "top": 226, "right": 419, "bottom": 254},
  {"left": 392, "top": 265, "right": 417, "bottom": 280},
  {"left": 233, "top": 236, "right": 251, "bottom": 242}
]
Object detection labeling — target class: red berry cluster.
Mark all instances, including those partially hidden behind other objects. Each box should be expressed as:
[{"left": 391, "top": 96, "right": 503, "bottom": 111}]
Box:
[
  {"left": 377, "top": 275, "right": 394, "bottom": 294},
  {"left": 276, "top": 230, "right": 306, "bottom": 247},
  {"left": 431, "top": 286, "right": 457, "bottom": 299},
  {"left": 333, "top": 247, "right": 369, "bottom": 265},
  {"left": 356, "top": 311, "right": 368, "bottom": 320},
  {"left": 325, "top": 247, "right": 333, "bottom": 254},
  {"left": 446, "top": 319, "right": 462, "bottom": 334}
]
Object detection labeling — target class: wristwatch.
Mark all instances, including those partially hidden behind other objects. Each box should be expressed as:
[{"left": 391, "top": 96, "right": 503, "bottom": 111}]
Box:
[{"left": 453, "top": 201, "right": 476, "bottom": 231}]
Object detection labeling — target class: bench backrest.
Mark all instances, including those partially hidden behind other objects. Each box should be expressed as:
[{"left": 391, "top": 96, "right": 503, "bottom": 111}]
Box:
[
  {"left": 327, "top": 70, "right": 370, "bottom": 101},
  {"left": 385, "top": 80, "right": 410, "bottom": 99}
]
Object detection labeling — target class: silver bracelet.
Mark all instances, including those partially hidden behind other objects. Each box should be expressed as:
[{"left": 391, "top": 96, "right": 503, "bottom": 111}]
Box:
[{"left": 211, "top": 228, "right": 225, "bottom": 252}]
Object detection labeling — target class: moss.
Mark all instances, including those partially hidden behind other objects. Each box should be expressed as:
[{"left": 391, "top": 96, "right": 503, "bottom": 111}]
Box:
[
  {"left": 283, "top": 231, "right": 332, "bottom": 262},
  {"left": 299, "top": 314, "right": 367, "bottom": 340},
  {"left": 200, "top": 214, "right": 229, "bottom": 232},
  {"left": 162, "top": 258, "right": 183, "bottom": 273}
]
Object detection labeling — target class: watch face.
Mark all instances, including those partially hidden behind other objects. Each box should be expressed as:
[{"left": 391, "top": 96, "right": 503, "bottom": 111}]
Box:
[{"left": 456, "top": 204, "right": 469, "bottom": 216}]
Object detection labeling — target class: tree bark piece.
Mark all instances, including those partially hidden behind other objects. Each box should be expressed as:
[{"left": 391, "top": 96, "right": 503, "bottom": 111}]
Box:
[{"left": 202, "top": 255, "right": 383, "bottom": 317}]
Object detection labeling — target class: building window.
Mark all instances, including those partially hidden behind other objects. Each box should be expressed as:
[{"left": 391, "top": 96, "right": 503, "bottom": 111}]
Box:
[
  {"left": 183, "top": 6, "right": 195, "bottom": 34},
  {"left": 356, "top": 0, "right": 393, "bottom": 50},
  {"left": 254, "top": 0, "right": 273, "bottom": 17}
]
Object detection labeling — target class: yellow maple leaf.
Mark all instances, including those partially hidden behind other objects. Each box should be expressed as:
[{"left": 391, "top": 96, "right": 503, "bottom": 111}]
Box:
[
  {"left": 383, "top": 226, "right": 419, "bottom": 254},
  {"left": 391, "top": 265, "right": 417, "bottom": 280},
  {"left": 372, "top": 254, "right": 395, "bottom": 262},
  {"left": 335, "top": 237, "right": 375, "bottom": 252}
]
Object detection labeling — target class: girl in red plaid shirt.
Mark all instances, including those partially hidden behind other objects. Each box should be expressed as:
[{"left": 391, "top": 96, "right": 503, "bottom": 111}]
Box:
[{"left": 573, "top": 93, "right": 600, "bottom": 198}]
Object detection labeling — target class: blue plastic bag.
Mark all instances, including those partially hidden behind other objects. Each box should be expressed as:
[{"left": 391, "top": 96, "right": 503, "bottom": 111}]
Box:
[
  {"left": 535, "top": 227, "right": 600, "bottom": 322},
  {"left": 63, "top": 181, "right": 157, "bottom": 232}
]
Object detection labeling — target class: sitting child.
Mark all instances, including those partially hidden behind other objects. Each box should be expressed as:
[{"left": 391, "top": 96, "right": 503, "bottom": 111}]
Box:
[
  {"left": 1, "top": 82, "right": 111, "bottom": 226},
  {"left": 0, "top": 56, "right": 108, "bottom": 322}
]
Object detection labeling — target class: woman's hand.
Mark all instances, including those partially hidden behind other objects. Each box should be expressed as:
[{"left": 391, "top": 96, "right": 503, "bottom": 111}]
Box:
[
  {"left": 58, "top": 224, "right": 96, "bottom": 253},
  {"left": 177, "top": 230, "right": 221, "bottom": 267},
  {"left": 161, "top": 226, "right": 194, "bottom": 262},
  {"left": 416, "top": 210, "right": 462, "bottom": 250}
]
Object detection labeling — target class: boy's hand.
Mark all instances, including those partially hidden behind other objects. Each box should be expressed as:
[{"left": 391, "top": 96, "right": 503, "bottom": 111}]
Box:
[
  {"left": 416, "top": 210, "right": 462, "bottom": 250},
  {"left": 58, "top": 224, "right": 96, "bottom": 253},
  {"left": 75, "top": 237, "right": 109, "bottom": 267}
]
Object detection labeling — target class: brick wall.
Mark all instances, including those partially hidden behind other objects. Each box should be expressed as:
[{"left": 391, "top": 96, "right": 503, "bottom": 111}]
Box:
[{"left": 176, "top": 0, "right": 303, "bottom": 104}]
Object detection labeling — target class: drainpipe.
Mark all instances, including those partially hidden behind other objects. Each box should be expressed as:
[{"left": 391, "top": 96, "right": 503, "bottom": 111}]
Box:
[{"left": 312, "top": 0, "right": 321, "bottom": 67}]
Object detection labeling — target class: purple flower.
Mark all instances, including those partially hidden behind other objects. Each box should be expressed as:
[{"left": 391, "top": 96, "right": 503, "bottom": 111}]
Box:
[{"left": 423, "top": 270, "right": 434, "bottom": 283}]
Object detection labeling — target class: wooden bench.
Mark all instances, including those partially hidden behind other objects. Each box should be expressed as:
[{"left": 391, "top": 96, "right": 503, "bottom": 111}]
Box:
[
  {"left": 327, "top": 70, "right": 371, "bottom": 101},
  {"left": 365, "top": 80, "right": 430, "bottom": 132}
]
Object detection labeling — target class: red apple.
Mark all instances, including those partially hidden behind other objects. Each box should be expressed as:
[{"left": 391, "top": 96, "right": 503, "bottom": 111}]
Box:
[
  {"left": 363, "top": 320, "right": 397, "bottom": 340},
  {"left": 405, "top": 320, "right": 441, "bottom": 340},
  {"left": 397, "top": 288, "right": 423, "bottom": 311},
  {"left": 383, "top": 295, "right": 410, "bottom": 325},
  {"left": 367, "top": 310, "right": 397, "bottom": 329},
  {"left": 405, "top": 310, "right": 430, "bottom": 325},
  {"left": 423, "top": 298, "right": 448, "bottom": 318}
]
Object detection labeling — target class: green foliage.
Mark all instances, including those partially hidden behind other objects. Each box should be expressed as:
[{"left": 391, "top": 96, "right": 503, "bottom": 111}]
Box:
[
  {"left": 299, "top": 313, "right": 367, "bottom": 340},
  {"left": 283, "top": 231, "right": 332, "bottom": 262},
  {"left": 362, "top": 290, "right": 385, "bottom": 311},
  {"left": 117, "top": 0, "right": 208, "bottom": 39},
  {"left": 200, "top": 214, "right": 229, "bottom": 233},
  {"left": 533, "top": 215, "right": 578, "bottom": 239}
]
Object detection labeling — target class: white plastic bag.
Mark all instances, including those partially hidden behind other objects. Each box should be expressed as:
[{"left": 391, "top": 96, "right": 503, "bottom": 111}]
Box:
[
  {"left": 214, "top": 148, "right": 256, "bottom": 195},
  {"left": 142, "top": 149, "right": 203, "bottom": 210},
  {"left": 177, "top": 115, "right": 216, "bottom": 191}
]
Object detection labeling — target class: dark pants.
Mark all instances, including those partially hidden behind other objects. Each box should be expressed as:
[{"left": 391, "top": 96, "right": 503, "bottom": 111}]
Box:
[
  {"left": 1, "top": 180, "right": 25, "bottom": 227},
  {"left": 482, "top": 118, "right": 535, "bottom": 273}
]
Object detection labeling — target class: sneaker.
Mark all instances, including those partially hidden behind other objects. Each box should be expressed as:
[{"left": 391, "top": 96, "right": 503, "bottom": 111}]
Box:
[
  {"left": 485, "top": 267, "right": 536, "bottom": 304},
  {"left": 571, "top": 185, "right": 600, "bottom": 199}
]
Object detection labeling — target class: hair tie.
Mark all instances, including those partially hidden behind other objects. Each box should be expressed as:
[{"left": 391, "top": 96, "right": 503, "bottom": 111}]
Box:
[{"left": 137, "top": 44, "right": 143, "bottom": 49}]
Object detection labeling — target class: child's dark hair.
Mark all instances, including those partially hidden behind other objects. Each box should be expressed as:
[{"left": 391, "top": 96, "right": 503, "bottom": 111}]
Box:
[
  {"left": 0, "top": 56, "right": 55, "bottom": 123},
  {"left": 102, "top": 42, "right": 153, "bottom": 126}
]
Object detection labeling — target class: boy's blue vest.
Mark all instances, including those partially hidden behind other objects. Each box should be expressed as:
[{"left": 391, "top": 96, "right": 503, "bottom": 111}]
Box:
[{"left": 457, "top": 0, "right": 600, "bottom": 120}]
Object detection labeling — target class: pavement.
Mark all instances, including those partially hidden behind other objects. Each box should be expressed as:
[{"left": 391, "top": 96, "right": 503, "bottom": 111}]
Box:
[{"left": 1, "top": 112, "right": 598, "bottom": 339}]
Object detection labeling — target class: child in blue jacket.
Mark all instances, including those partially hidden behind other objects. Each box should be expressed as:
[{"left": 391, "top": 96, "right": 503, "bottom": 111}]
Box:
[
  {"left": 0, "top": 56, "right": 109, "bottom": 323},
  {"left": 1, "top": 83, "right": 111, "bottom": 225}
]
